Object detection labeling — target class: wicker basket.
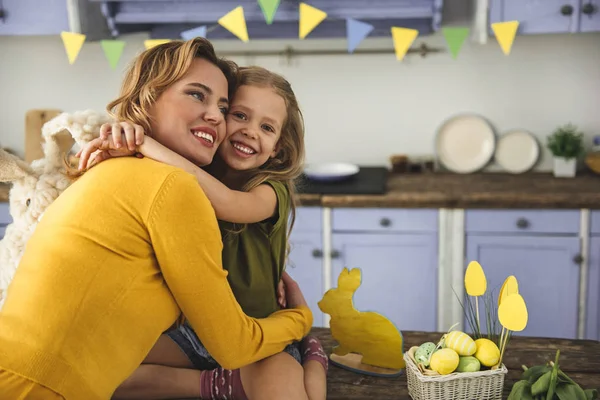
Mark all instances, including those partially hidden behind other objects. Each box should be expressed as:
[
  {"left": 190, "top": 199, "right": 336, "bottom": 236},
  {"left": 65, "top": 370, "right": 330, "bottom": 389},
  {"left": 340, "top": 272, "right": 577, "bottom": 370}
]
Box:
[{"left": 404, "top": 347, "right": 507, "bottom": 400}]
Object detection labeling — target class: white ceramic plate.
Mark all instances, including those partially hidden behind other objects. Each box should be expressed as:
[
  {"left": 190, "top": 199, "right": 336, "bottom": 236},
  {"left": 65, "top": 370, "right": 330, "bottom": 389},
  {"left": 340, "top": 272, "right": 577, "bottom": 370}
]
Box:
[
  {"left": 494, "top": 129, "right": 539, "bottom": 174},
  {"left": 435, "top": 114, "right": 496, "bottom": 174},
  {"left": 304, "top": 163, "right": 360, "bottom": 182}
]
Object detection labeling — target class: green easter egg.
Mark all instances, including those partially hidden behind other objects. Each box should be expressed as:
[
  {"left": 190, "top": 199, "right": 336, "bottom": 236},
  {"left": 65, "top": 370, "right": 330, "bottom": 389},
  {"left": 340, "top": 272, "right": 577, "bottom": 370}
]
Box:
[
  {"left": 415, "top": 342, "right": 437, "bottom": 367},
  {"left": 456, "top": 356, "right": 481, "bottom": 372}
]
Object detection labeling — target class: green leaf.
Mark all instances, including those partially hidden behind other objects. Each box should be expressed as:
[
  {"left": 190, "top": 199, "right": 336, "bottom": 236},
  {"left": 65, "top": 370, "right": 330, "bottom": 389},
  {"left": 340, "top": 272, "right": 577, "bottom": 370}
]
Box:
[
  {"left": 525, "top": 365, "right": 552, "bottom": 384},
  {"left": 556, "top": 383, "right": 588, "bottom": 400},
  {"left": 532, "top": 371, "right": 552, "bottom": 396},
  {"left": 585, "top": 389, "right": 598, "bottom": 400},
  {"left": 509, "top": 380, "right": 534, "bottom": 400}
]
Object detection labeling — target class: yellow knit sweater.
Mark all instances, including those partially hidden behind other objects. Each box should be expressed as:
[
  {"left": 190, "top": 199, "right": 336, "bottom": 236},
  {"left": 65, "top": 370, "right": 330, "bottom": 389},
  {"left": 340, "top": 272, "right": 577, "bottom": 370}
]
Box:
[{"left": 0, "top": 157, "right": 312, "bottom": 400}]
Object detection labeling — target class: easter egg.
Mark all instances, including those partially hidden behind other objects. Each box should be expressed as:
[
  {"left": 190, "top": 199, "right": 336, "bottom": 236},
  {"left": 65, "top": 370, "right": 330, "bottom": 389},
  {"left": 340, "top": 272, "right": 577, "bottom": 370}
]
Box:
[
  {"left": 414, "top": 342, "right": 437, "bottom": 367},
  {"left": 474, "top": 338, "right": 500, "bottom": 367},
  {"left": 456, "top": 356, "right": 481, "bottom": 372},
  {"left": 443, "top": 331, "right": 476, "bottom": 356},
  {"left": 430, "top": 348, "right": 459, "bottom": 375}
]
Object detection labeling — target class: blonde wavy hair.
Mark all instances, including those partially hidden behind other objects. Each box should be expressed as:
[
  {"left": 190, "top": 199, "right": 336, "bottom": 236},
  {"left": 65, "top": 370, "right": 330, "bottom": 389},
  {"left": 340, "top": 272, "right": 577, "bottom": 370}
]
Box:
[
  {"left": 228, "top": 66, "right": 306, "bottom": 256},
  {"left": 107, "top": 37, "right": 238, "bottom": 134}
]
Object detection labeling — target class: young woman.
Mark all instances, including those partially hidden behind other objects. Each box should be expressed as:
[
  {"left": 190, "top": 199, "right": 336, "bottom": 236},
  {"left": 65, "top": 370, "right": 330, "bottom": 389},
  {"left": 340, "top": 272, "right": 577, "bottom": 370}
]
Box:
[{"left": 0, "top": 38, "right": 312, "bottom": 400}]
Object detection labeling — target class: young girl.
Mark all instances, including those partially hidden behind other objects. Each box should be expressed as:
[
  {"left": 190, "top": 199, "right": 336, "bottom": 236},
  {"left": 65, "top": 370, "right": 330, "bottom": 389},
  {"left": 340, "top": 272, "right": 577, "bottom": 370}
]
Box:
[{"left": 78, "top": 66, "right": 328, "bottom": 400}]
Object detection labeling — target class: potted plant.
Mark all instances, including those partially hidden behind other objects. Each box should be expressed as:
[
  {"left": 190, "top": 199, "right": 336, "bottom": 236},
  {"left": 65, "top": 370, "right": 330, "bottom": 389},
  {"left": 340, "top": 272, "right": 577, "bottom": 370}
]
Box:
[{"left": 547, "top": 123, "right": 584, "bottom": 178}]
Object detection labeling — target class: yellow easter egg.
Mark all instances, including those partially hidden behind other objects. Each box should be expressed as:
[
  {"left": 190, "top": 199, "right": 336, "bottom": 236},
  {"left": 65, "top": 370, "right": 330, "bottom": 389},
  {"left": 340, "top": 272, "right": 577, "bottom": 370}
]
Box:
[
  {"left": 498, "top": 293, "right": 528, "bottom": 332},
  {"left": 430, "top": 348, "right": 459, "bottom": 375},
  {"left": 444, "top": 331, "right": 476, "bottom": 356},
  {"left": 474, "top": 338, "right": 500, "bottom": 367},
  {"left": 465, "top": 261, "right": 487, "bottom": 296}
]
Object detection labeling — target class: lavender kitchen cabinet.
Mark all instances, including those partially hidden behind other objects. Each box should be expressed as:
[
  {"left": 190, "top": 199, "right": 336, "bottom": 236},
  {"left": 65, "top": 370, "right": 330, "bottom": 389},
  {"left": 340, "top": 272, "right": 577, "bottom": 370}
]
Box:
[
  {"left": 330, "top": 208, "right": 439, "bottom": 333},
  {"left": 286, "top": 207, "right": 325, "bottom": 327},
  {"left": 587, "top": 237, "right": 600, "bottom": 340},
  {"left": 490, "top": 0, "right": 587, "bottom": 34},
  {"left": 0, "top": 0, "right": 70, "bottom": 35},
  {"left": 466, "top": 210, "right": 582, "bottom": 339},
  {"left": 0, "top": 203, "right": 10, "bottom": 239}
]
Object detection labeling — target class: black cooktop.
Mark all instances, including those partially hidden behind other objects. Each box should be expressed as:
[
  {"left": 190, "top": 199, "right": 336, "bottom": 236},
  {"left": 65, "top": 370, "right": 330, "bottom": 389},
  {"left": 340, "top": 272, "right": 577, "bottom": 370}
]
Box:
[{"left": 295, "top": 166, "right": 389, "bottom": 195}]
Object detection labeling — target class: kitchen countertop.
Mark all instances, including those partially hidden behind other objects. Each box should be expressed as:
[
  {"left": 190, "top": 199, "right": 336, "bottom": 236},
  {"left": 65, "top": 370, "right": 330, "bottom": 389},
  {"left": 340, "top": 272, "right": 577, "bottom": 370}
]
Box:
[
  {"left": 299, "top": 171, "right": 600, "bottom": 209},
  {"left": 312, "top": 327, "right": 600, "bottom": 399},
  {"left": 5, "top": 172, "right": 600, "bottom": 209}
]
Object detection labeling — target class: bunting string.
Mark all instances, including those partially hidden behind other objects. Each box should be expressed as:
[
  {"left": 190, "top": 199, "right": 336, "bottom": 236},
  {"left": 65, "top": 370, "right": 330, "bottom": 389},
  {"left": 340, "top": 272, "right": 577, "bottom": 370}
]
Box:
[{"left": 58, "top": 1, "right": 520, "bottom": 68}]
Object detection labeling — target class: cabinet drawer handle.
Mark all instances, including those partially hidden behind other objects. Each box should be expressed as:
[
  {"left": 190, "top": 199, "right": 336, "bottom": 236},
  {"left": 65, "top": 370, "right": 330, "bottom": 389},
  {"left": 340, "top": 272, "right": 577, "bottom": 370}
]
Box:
[
  {"left": 311, "top": 249, "right": 323, "bottom": 258},
  {"left": 516, "top": 218, "right": 529, "bottom": 229},
  {"left": 561, "top": 4, "right": 574, "bottom": 15},
  {"left": 573, "top": 254, "right": 584, "bottom": 264},
  {"left": 331, "top": 250, "right": 341, "bottom": 259},
  {"left": 582, "top": 3, "right": 597, "bottom": 15},
  {"left": 380, "top": 217, "right": 392, "bottom": 227}
]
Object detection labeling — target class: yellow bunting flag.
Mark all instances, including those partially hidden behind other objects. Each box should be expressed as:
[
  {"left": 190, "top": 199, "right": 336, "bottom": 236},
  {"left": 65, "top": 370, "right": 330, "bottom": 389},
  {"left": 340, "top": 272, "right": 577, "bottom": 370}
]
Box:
[
  {"left": 144, "top": 39, "right": 171, "bottom": 50},
  {"left": 218, "top": 6, "right": 249, "bottom": 42},
  {"left": 299, "top": 3, "right": 327, "bottom": 39},
  {"left": 491, "top": 21, "right": 519, "bottom": 55},
  {"left": 60, "top": 32, "right": 86, "bottom": 65},
  {"left": 390, "top": 27, "right": 418, "bottom": 61}
]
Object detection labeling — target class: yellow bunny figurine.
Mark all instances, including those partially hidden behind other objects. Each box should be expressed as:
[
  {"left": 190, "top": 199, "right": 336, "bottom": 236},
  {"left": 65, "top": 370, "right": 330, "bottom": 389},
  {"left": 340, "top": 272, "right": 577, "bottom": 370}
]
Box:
[{"left": 318, "top": 267, "right": 405, "bottom": 370}]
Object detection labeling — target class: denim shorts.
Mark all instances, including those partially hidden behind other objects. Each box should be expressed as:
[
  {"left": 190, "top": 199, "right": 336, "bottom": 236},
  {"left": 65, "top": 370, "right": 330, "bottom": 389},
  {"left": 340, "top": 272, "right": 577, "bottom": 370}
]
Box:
[{"left": 167, "top": 321, "right": 302, "bottom": 370}]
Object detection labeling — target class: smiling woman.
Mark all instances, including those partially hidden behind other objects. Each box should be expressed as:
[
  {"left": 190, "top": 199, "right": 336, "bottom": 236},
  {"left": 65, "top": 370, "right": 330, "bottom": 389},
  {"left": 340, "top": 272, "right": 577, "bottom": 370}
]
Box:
[{"left": 0, "top": 38, "right": 313, "bottom": 400}]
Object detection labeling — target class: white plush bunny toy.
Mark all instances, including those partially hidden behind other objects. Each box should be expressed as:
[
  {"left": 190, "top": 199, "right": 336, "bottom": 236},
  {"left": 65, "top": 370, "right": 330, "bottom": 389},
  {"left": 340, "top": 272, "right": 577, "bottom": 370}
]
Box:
[{"left": 0, "top": 110, "right": 110, "bottom": 309}]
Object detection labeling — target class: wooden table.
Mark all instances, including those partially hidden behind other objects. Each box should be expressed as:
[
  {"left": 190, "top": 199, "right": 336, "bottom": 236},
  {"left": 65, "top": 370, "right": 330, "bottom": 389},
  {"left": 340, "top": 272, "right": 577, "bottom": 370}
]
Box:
[{"left": 311, "top": 328, "right": 600, "bottom": 399}]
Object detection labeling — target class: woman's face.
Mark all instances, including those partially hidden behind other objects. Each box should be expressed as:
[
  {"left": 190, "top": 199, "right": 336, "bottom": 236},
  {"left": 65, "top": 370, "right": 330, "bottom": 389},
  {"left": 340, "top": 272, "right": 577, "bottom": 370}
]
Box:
[
  {"left": 218, "top": 85, "right": 287, "bottom": 171},
  {"left": 148, "top": 58, "right": 230, "bottom": 167}
]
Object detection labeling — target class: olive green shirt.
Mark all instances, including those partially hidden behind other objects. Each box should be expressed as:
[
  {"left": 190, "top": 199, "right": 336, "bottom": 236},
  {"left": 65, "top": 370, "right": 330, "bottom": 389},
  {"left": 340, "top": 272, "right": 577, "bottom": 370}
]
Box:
[{"left": 219, "top": 180, "right": 290, "bottom": 318}]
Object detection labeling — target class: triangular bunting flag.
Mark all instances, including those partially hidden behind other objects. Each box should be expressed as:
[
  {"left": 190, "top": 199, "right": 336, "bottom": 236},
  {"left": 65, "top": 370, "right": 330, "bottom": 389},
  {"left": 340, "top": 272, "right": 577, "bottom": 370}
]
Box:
[
  {"left": 442, "top": 27, "right": 470, "bottom": 59},
  {"left": 258, "top": 0, "right": 280, "bottom": 25},
  {"left": 60, "top": 32, "right": 86, "bottom": 65},
  {"left": 491, "top": 21, "right": 519, "bottom": 55},
  {"left": 144, "top": 39, "right": 171, "bottom": 50},
  {"left": 181, "top": 26, "right": 207, "bottom": 41},
  {"left": 390, "top": 27, "right": 418, "bottom": 61},
  {"left": 100, "top": 40, "right": 125, "bottom": 69},
  {"left": 299, "top": 3, "right": 327, "bottom": 39},
  {"left": 218, "top": 6, "right": 249, "bottom": 42},
  {"left": 346, "top": 18, "right": 374, "bottom": 53}
]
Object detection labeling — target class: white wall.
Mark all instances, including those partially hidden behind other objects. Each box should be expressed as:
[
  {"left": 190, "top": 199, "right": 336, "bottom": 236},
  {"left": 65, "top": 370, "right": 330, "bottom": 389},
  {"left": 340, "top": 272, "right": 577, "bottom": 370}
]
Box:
[{"left": 0, "top": 29, "right": 599, "bottom": 171}]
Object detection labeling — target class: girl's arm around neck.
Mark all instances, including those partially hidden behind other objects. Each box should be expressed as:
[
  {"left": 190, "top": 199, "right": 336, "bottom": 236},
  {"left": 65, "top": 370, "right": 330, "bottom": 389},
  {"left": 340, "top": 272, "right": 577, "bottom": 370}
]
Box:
[{"left": 139, "top": 137, "right": 277, "bottom": 224}]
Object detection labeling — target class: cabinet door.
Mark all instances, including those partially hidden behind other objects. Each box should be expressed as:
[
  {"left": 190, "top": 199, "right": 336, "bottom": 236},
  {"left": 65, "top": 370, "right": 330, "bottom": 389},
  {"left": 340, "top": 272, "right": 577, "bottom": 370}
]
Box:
[
  {"left": 580, "top": 0, "right": 600, "bottom": 32},
  {"left": 586, "top": 237, "right": 600, "bottom": 340},
  {"left": 0, "top": 0, "right": 70, "bottom": 35},
  {"left": 287, "top": 231, "right": 325, "bottom": 327},
  {"left": 466, "top": 235, "right": 581, "bottom": 339},
  {"left": 331, "top": 233, "right": 438, "bottom": 333},
  {"left": 490, "top": 0, "right": 581, "bottom": 34}
]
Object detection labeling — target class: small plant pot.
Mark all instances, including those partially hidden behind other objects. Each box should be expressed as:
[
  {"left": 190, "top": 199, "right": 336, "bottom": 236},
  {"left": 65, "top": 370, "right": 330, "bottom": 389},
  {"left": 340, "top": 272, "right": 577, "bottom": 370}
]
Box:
[{"left": 553, "top": 157, "right": 577, "bottom": 178}]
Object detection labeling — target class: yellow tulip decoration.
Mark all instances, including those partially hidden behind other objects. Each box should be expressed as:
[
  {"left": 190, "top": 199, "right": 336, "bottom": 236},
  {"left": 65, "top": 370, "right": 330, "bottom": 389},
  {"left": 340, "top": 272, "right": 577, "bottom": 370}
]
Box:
[
  {"left": 497, "top": 275, "right": 519, "bottom": 353},
  {"left": 464, "top": 261, "right": 487, "bottom": 333},
  {"left": 497, "top": 292, "right": 528, "bottom": 368}
]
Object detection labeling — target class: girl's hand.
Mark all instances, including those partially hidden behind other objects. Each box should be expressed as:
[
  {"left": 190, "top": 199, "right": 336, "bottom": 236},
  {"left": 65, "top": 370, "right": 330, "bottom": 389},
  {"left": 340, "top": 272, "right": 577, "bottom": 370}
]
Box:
[
  {"left": 77, "top": 121, "right": 146, "bottom": 170},
  {"left": 99, "top": 121, "right": 146, "bottom": 151},
  {"left": 277, "top": 279, "right": 287, "bottom": 309},
  {"left": 77, "top": 134, "right": 137, "bottom": 170},
  {"left": 281, "top": 272, "right": 308, "bottom": 309}
]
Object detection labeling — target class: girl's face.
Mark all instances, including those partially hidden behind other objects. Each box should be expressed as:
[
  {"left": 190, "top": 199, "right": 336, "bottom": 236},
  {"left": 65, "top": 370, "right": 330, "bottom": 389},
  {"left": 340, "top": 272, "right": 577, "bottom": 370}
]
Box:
[
  {"left": 148, "top": 58, "right": 229, "bottom": 167},
  {"left": 218, "top": 85, "right": 287, "bottom": 171}
]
